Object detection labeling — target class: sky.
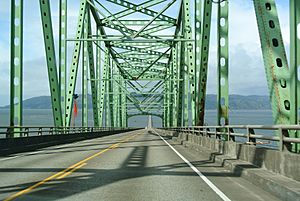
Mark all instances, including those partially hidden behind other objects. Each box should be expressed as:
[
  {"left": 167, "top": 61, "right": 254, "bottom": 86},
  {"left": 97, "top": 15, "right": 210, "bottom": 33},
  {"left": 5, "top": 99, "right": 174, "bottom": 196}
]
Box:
[{"left": 0, "top": 0, "right": 291, "bottom": 106}]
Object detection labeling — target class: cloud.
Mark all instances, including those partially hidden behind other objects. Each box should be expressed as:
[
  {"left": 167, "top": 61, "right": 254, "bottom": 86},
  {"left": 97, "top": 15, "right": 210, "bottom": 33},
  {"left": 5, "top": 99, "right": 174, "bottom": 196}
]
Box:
[
  {"left": 0, "top": 1, "right": 9, "bottom": 15},
  {"left": 206, "top": 0, "right": 289, "bottom": 96},
  {"left": 0, "top": 1, "right": 85, "bottom": 106},
  {"left": 0, "top": 41, "right": 9, "bottom": 63}
]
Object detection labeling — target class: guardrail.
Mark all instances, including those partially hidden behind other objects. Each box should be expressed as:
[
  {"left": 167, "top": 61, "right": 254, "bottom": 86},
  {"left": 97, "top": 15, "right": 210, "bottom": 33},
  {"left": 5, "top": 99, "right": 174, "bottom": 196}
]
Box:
[
  {"left": 0, "top": 126, "right": 132, "bottom": 138},
  {"left": 162, "top": 125, "right": 300, "bottom": 152}
]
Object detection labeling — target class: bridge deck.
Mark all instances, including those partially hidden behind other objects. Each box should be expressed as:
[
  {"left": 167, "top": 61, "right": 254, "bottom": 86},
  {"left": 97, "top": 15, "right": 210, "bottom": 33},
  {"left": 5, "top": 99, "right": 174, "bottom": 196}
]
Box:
[{"left": 0, "top": 130, "right": 279, "bottom": 201}]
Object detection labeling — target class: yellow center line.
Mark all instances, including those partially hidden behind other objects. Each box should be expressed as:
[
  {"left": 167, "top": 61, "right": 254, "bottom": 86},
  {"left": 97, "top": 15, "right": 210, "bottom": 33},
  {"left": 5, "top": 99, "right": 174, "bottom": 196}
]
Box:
[
  {"left": 3, "top": 133, "right": 140, "bottom": 201},
  {"left": 57, "top": 163, "right": 87, "bottom": 180}
]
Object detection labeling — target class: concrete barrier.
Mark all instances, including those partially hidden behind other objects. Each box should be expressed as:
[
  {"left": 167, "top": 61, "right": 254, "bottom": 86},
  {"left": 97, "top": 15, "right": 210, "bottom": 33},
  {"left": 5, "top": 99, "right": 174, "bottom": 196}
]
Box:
[
  {"left": 167, "top": 131, "right": 300, "bottom": 181},
  {"left": 156, "top": 129, "right": 300, "bottom": 201}
]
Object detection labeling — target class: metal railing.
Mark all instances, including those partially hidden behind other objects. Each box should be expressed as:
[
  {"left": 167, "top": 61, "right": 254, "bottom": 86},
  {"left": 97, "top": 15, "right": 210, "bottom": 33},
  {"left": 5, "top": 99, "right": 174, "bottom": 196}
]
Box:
[
  {"left": 162, "top": 125, "right": 300, "bottom": 152},
  {"left": 0, "top": 126, "right": 132, "bottom": 138}
]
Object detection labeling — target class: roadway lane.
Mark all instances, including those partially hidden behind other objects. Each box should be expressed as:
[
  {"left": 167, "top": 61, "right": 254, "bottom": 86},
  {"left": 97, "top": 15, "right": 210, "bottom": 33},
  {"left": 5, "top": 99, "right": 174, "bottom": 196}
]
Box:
[{"left": 0, "top": 129, "right": 279, "bottom": 201}]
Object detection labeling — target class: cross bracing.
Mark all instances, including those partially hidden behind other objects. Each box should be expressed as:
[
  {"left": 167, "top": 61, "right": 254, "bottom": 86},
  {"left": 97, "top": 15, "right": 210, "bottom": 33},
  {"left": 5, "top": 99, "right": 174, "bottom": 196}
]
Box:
[{"left": 7, "top": 0, "right": 300, "bottom": 152}]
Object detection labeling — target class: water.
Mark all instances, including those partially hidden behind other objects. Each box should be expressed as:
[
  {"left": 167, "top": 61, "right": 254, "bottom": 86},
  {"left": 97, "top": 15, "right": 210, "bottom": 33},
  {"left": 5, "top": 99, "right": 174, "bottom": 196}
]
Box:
[
  {"left": 205, "top": 110, "right": 273, "bottom": 125},
  {"left": 0, "top": 109, "right": 277, "bottom": 147},
  {"left": 0, "top": 109, "right": 274, "bottom": 127}
]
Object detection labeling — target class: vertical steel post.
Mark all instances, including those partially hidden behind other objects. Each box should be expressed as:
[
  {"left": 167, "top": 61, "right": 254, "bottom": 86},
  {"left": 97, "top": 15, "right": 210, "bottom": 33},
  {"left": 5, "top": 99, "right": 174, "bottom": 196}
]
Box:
[
  {"left": 183, "top": 0, "right": 196, "bottom": 126},
  {"left": 172, "top": 45, "right": 179, "bottom": 126},
  {"left": 113, "top": 65, "right": 119, "bottom": 127},
  {"left": 121, "top": 79, "right": 127, "bottom": 127},
  {"left": 96, "top": 27, "right": 102, "bottom": 127},
  {"left": 168, "top": 48, "right": 176, "bottom": 127},
  {"left": 163, "top": 79, "right": 168, "bottom": 127},
  {"left": 105, "top": 56, "right": 110, "bottom": 127},
  {"left": 118, "top": 74, "right": 123, "bottom": 127},
  {"left": 290, "top": 0, "right": 300, "bottom": 152},
  {"left": 122, "top": 78, "right": 126, "bottom": 128},
  {"left": 65, "top": 0, "right": 87, "bottom": 127},
  {"left": 86, "top": 7, "right": 100, "bottom": 127},
  {"left": 177, "top": 40, "right": 184, "bottom": 126},
  {"left": 194, "top": 0, "right": 202, "bottom": 123},
  {"left": 181, "top": 18, "right": 189, "bottom": 126},
  {"left": 39, "top": 0, "right": 63, "bottom": 127},
  {"left": 196, "top": 0, "right": 212, "bottom": 126},
  {"left": 167, "top": 67, "right": 172, "bottom": 127},
  {"left": 10, "top": 0, "right": 23, "bottom": 137},
  {"left": 105, "top": 85, "right": 110, "bottom": 127},
  {"left": 59, "top": 0, "right": 67, "bottom": 127},
  {"left": 98, "top": 48, "right": 108, "bottom": 127},
  {"left": 169, "top": 70, "right": 173, "bottom": 127},
  {"left": 82, "top": 12, "right": 88, "bottom": 127},
  {"left": 108, "top": 59, "right": 114, "bottom": 127},
  {"left": 217, "top": 0, "right": 229, "bottom": 126}
]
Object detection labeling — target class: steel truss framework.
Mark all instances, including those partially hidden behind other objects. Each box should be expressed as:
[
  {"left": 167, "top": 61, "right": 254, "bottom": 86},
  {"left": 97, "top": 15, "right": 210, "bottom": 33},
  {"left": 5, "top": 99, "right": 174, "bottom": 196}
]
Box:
[{"left": 7, "top": 0, "right": 300, "bottom": 151}]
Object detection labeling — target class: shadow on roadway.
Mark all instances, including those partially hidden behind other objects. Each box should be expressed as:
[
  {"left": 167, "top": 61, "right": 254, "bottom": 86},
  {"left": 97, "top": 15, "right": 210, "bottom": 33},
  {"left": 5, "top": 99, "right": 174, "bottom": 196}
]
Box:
[{"left": 0, "top": 132, "right": 260, "bottom": 200}]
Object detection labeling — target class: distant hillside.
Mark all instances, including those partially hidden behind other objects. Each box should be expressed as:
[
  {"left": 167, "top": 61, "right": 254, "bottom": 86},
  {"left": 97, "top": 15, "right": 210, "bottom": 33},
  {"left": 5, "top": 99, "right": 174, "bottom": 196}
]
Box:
[
  {"left": 205, "top": 94, "right": 271, "bottom": 110},
  {"left": 1, "top": 94, "right": 271, "bottom": 110},
  {"left": 1, "top": 95, "right": 93, "bottom": 109}
]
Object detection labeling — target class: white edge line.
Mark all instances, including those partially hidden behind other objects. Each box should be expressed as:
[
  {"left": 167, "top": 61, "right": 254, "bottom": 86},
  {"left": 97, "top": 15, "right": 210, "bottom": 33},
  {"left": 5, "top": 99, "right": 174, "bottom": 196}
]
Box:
[
  {"left": 153, "top": 130, "right": 231, "bottom": 201},
  {"left": 0, "top": 156, "right": 19, "bottom": 162}
]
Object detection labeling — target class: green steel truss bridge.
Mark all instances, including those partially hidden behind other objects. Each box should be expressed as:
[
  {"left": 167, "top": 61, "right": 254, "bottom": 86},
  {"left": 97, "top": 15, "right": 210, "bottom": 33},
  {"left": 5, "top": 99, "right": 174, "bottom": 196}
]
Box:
[
  {"left": 6, "top": 0, "right": 300, "bottom": 150},
  {"left": 1, "top": 1, "right": 300, "bottom": 200}
]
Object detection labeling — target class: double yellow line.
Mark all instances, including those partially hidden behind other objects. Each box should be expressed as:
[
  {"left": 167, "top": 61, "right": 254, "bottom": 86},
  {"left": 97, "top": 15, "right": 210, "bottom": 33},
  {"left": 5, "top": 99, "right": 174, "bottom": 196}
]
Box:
[{"left": 4, "top": 133, "right": 139, "bottom": 201}]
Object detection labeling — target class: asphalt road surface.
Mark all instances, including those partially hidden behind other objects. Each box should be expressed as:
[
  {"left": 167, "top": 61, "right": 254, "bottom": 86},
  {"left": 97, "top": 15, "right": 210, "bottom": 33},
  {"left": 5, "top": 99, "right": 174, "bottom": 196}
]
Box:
[{"left": 0, "top": 129, "right": 280, "bottom": 201}]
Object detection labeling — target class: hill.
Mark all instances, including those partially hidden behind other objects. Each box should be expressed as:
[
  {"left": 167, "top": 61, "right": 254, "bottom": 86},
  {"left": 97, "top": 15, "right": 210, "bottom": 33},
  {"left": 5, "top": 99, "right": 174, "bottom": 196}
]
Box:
[
  {"left": 0, "top": 95, "right": 93, "bottom": 109},
  {"left": 0, "top": 94, "right": 271, "bottom": 110},
  {"left": 205, "top": 94, "right": 271, "bottom": 110}
]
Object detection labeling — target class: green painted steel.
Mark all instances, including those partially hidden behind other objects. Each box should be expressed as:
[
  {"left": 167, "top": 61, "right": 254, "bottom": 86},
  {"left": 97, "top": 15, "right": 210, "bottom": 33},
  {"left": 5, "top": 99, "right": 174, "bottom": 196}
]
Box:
[
  {"left": 181, "top": 14, "right": 189, "bottom": 126},
  {"left": 96, "top": 27, "right": 102, "bottom": 125},
  {"left": 98, "top": 48, "right": 109, "bottom": 126},
  {"left": 196, "top": 0, "right": 212, "bottom": 126},
  {"left": 172, "top": 45, "right": 179, "bottom": 127},
  {"left": 105, "top": 0, "right": 176, "bottom": 24},
  {"left": 86, "top": 7, "right": 100, "bottom": 127},
  {"left": 82, "top": 10, "right": 88, "bottom": 127},
  {"left": 39, "top": 0, "right": 63, "bottom": 127},
  {"left": 117, "top": 75, "right": 123, "bottom": 127},
  {"left": 105, "top": 52, "right": 110, "bottom": 127},
  {"left": 131, "top": 0, "right": 177, "bottom": 38},
  {"left": 108, "top": 60, "right": 114, "bottom": 127},
  {"left": 290, "top": 0, "right": 300, "bottom": 152},
  {"left": 59, "top": 0, "right": 67, "bottom": 127},
  {"left": 253, "top": 0, "right": 290, "bottom": 125},
  {"left": 65, "top": 0, "right": 87, "bottom": 127},
  {"left": 103, "top": 0, "right": 167, "bottom": 25},
  {"left": 217, "top": 1, "right": 229, "bottom": 126},
  {"left": 177, "top": 40, "right": 184, "bottom": 126},
  {"left": 112, "top": 64, "right": 119, "bottom": 127},
  {"left": 120, "top": 79, "right": 128, "bottom": 127},
  {"left": 115, "top": 45, "right": 168, "bottom": 58},
  {"left": 194, "top": 0, "right": 201, "bottom": 123},
  {"left": 114, "top": 20, "right": 172, "bottom": 26},
  {"left": 163, "top": 78, "right": 168, "bottom": 127},
  {"left": 10, "top": 0, "right": 23, "bottom": 137},
  {"left": 183, "top": 0, "right": 196, "bottom": 126},
  {"left": 6, "top": 0, "right": 300, "bottom": 151}
]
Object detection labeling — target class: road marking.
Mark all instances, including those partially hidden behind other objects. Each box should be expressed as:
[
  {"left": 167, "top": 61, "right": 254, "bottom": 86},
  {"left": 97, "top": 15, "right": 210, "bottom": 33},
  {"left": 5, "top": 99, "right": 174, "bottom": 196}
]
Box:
[
  {"left": 0, "top": 132, "right": 135, "bottom": 162},
  {"left": 0, "top": 156, "right": 20, "bottom": 162},
  {"left": 0, "top": 151, "right": 46, "bottom": 162},
  {"left": 154, "top": 130, "right": 231, "bottom": 201},
  {"left": 3, "top": 133, "right": 139, "bottom": 201},
  {"left": 57, "top": 163, "right": 87, "bottom": 180}
]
